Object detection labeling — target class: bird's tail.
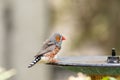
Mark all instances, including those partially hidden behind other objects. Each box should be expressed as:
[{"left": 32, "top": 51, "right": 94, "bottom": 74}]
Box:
[{"left": 28, "top": 55, "right": 42, "bottom": 68}]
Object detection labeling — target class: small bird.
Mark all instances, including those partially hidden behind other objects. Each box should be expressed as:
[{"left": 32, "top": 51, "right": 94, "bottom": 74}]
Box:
[{"left": 28, "top": 33, "right": 66, "bottom": 68}]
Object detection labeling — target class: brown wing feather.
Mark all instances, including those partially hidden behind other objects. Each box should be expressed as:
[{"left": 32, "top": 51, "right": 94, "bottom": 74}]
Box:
[
  {"left": 41, "top": 39, "right": 50, "bottom": 50},
  {"left": 40, "top": 44, "right": 56, "bottom": 54},
  {"left": 35, "top": 41, "right": 56, "bottom": 57}
]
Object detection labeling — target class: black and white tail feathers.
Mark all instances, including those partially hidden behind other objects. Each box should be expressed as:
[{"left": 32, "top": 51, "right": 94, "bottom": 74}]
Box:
[{"left": 28, "top": 55, "right": 42, "bottom": 68}]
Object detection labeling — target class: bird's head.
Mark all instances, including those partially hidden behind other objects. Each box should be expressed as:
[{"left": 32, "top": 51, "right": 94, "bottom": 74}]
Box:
[{"left": 49, "top": 33, "right": 66, "bottom": 48}]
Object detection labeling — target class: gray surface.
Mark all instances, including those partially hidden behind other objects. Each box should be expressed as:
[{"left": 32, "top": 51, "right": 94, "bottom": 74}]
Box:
[
  {"left": 57, "top": 56, "right": 120, "bottom": 67},
  {"left": 49, "top": 56, "right": 120, "bottom": 75}
]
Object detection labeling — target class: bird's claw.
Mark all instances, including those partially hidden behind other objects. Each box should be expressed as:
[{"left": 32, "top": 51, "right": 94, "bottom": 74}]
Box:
[{"left": 49, "top": 58, "right": 58, "bottom": 63}]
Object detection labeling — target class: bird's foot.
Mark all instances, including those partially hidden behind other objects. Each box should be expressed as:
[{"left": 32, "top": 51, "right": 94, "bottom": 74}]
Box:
[{"left": 49, "top": 58, "right": 58, "bottom": 63}]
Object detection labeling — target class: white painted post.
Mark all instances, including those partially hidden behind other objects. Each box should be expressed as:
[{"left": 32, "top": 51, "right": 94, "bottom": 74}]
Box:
[
  {"left": 8, "top": 0, "right": 52, "bottom": 80},
  {"left": 0, "top": 0, "right": 6, "bottom": 67}
]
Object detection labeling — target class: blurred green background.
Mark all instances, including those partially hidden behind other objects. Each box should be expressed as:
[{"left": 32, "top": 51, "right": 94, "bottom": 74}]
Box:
[{"left": 0, "top": 0, "right": 120, "bottom": 80}]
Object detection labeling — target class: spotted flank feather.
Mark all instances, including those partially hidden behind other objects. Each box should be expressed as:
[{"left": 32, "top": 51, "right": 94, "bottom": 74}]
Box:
[{"left": 28, "top": 55, "right": 41, "bottom": 68}]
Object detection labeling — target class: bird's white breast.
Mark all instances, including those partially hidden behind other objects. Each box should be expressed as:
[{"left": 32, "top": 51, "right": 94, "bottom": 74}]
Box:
[{"left": 39, "top": 56, "right": 49, "bottom": 63}]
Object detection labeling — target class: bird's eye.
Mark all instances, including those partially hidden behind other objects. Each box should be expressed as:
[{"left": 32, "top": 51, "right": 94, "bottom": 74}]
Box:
[{"left": 55, "top": 35, "right": 60, "bottom": 42}]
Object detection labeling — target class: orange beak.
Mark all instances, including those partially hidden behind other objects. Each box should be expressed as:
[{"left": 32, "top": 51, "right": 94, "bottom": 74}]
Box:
[{"left": 62, "top": 36, "right": 66, "bottom": 40}]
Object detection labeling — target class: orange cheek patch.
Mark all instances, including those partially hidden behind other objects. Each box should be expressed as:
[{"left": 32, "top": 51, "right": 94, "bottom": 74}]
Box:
[{"left": 56, "top": 36, "right": 60, "bottom": 42}]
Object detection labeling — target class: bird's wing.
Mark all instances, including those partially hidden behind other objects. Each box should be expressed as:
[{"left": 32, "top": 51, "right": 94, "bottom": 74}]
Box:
[
  {"left": 41, "top": 44, "right": 56, "bottom": 54},
  {"left": 35, "top": 44, "right": 56, "bottom": 57},
  {"left": 42, "top": 39, "right": 54, "bottom": 50}
]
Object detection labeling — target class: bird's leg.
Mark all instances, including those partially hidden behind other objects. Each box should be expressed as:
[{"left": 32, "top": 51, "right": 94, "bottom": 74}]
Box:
[
  {"left": 51, "top": 58, "right": 58, "bottom": 63},
  {"left": 49, "top": 58, "right": 58, "bottom": 63},
  {"left": 48, "top": 54, "right": 58, "bottom": 63}
]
